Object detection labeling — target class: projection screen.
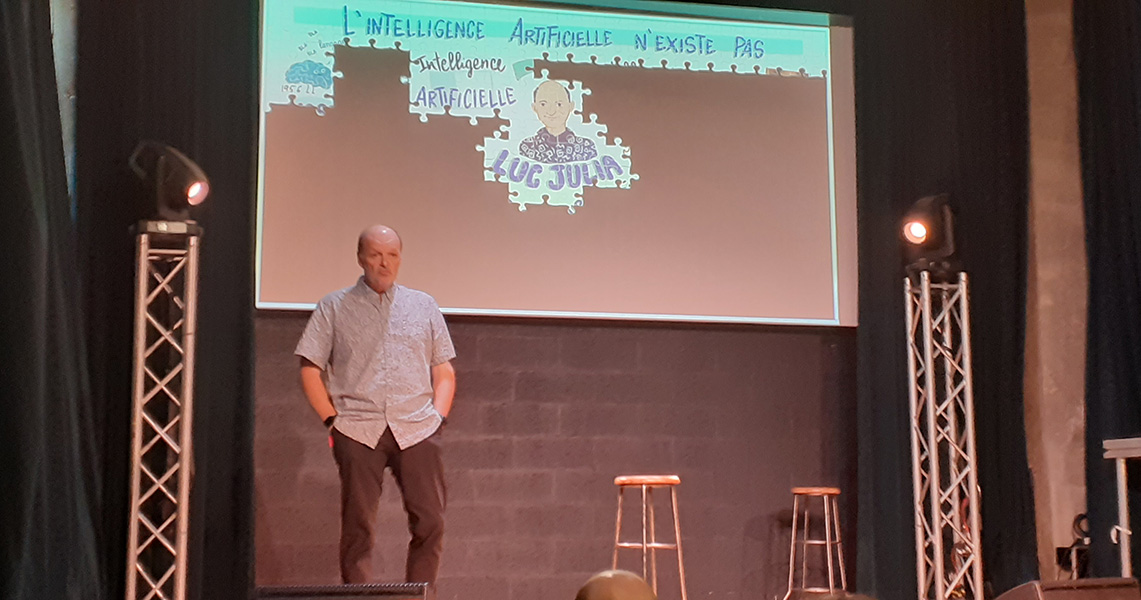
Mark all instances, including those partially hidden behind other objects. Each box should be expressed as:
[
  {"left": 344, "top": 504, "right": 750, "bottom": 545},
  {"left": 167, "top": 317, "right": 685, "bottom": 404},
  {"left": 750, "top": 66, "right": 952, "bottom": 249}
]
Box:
[{"left": 257, "top": 0, "right": 857, "bottom": 325}]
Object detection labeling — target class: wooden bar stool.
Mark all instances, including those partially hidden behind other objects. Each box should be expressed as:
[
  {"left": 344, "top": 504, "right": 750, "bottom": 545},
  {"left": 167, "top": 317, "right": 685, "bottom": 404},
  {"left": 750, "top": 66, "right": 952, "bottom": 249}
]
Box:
[
  {"left": 612, "top": 475, "right": 687, "bottom": 600},
  {"left": 784, "top": 486, "right": 846, "bottom": 600}
]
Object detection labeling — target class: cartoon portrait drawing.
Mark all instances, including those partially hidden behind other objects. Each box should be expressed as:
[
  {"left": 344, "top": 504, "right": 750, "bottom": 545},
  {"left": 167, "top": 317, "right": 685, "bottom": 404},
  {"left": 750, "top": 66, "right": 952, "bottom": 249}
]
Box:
[{"left": 517, "top": 80, "right": 598, "bottom": 164}]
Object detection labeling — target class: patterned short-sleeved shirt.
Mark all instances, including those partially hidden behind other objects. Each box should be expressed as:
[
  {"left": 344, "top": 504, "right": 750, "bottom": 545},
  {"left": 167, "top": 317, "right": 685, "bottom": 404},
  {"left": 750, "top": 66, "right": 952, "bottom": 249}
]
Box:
[
  {"left": 518, "top": 127, "right": 598, "bottom": 164},
  {"left": 295, "top": 278, "right": 456, "bottom": 449}
]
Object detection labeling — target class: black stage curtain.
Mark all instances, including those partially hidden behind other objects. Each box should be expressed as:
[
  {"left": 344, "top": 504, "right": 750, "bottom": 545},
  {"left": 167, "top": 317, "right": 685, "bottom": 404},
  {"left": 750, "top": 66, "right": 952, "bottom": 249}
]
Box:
[
  {"left": 853, "top": 1, "right": 1039, "bottom": 599},
  {"left": 1074, "top": 0, "right": 1141, "bottom": 578},
  {"left": 75, "top": 0, "right": 257, "bottom": 598},
  {"left": 0, "top": 0, "right": 104, "bottom": 599}
]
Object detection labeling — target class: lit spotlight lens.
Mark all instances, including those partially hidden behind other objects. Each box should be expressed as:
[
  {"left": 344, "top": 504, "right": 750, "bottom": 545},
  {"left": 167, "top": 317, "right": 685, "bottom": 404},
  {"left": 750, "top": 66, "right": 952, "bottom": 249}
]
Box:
[
  {"left": 904, "top": 221, "right": 928, "bottom": 244},
  {"left": 186, "top": 181, "right": 208, "bottom": 205}
]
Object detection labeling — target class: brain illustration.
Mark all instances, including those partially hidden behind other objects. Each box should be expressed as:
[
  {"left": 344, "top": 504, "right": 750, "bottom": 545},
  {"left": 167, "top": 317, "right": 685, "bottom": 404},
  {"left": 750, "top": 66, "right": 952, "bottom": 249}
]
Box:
[{"left": 285, "top": 60, "right": 333, "bottom": 89}]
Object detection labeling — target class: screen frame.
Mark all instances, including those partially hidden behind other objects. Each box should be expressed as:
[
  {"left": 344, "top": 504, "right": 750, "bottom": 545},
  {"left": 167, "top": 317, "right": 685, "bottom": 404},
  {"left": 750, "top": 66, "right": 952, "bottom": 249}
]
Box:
[{"left": 254, "top": 0, "right": 857, "bottom": 326}]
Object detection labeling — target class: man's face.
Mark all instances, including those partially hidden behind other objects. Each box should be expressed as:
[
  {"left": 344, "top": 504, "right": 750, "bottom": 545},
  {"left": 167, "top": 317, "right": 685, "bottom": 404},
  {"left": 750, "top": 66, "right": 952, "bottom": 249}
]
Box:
[
  {"left": 357, "top": 230, "right": 402, "bottom": 293},
  {"left": 532, "top": 82, "right": 572, "bottom": 133}
]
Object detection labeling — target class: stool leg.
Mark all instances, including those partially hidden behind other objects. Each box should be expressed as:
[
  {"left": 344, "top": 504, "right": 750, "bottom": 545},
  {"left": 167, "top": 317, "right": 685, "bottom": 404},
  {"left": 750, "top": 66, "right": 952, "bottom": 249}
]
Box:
[
  {"left": 648, "top": 486, "right": 658, "bottom": 596},
  {"left": 671, "top": 486, "right": 688, "bottom": 600},
  {"left": 641, "top": 485, "right": 649, "bottom": 583},
  {"left": 613, "top": 487, "right": 624, "bottom": 570},
  {"left": 831, "top": 495, "right": 847, "bottom": 590},
  {"left": 800, "top": 503, "right": 811, "bottom": 592},
  {"left": 783, "top": 495, "right": 800, "bottom": 600},
  {"left": 824, "top": 495, "right": 836, "bottom": 594}
]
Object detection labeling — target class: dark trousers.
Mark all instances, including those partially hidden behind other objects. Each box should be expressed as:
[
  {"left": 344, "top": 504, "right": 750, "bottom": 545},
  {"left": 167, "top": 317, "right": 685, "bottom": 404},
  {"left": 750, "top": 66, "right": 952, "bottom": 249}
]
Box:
[{"left": 332, "top": 427, "right": 446, "bottom": 588}]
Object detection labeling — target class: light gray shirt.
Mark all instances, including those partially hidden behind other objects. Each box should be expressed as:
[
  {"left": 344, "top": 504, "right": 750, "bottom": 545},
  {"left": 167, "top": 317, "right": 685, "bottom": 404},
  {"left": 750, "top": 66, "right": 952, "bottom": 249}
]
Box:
[{"left": 295, "top": 278, "right": 456, "bottom": 449}]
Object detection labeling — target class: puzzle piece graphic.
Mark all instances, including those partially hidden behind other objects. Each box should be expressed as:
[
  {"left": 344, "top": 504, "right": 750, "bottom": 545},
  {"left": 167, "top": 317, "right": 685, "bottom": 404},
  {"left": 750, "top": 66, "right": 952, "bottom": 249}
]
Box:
[
  {"left": 265, "top": 7, "right": 829, "bottom": 119},
  {"left": 477, "top": 78, "right": 636, "bottom": 212},
  {"left": 262, "top": 0, "right": 831, "bottom": 213}
]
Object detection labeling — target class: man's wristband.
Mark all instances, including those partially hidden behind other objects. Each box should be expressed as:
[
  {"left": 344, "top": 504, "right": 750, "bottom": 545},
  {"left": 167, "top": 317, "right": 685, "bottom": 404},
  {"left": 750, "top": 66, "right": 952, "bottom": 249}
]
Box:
[{"left": 323, "top": 415, "right": 336, "bottom": 428}]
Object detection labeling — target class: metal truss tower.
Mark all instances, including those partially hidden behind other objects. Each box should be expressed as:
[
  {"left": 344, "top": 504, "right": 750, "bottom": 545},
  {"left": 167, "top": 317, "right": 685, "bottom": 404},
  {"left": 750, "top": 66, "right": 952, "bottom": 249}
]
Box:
[
  {"left": 125, "top": 221, "right": 202, "bottom": 600},
  {"left": 904, "top": 271, "right": 985, "bottom": 600}
]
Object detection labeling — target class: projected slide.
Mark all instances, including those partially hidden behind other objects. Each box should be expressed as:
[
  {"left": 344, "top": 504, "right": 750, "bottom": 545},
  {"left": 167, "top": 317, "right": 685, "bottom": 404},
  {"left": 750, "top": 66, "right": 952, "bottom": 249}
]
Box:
[{"left": 258, "top": 0, "right": 856, "bottom": 325}]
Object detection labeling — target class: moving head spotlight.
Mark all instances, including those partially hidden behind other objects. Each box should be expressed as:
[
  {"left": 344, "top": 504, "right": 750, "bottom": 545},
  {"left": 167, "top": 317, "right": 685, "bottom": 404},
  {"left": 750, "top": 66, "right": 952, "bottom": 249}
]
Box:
[{"left": 129, "top": 141, "right": 210, "bottom": 221}]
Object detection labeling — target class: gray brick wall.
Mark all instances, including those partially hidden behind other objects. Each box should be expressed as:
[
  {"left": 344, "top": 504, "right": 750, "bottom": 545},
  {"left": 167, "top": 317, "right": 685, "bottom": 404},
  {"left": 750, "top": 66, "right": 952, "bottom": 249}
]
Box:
[{"left": 254, "top": 314, "right": 857, "bottom": 600}]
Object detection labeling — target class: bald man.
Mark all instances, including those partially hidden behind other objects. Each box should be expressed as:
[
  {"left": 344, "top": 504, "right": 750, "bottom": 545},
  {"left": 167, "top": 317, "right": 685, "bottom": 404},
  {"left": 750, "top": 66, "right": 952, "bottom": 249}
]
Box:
[
  {"left": 295, "top": 225, "right": 456, "bottom": 594},
  {"left": 518, "top": 80, "right": 598, "bottom": 164}
]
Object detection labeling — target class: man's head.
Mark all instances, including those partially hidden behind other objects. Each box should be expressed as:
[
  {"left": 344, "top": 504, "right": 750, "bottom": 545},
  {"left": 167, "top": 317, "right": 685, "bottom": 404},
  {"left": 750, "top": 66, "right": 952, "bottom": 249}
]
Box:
[
  {"left": 532, "top": 80, "right": 573, "bottom": 136},
  {"left": 357, "top": 225, "right": 402, "bottom": 294},
  {"left": 574, "top": 570, "right": 656, "bottom": 600}
]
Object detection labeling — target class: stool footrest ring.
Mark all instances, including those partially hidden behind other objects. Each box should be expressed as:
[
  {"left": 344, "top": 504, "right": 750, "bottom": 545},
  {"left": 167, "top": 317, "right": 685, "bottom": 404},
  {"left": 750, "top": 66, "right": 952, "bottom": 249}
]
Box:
[{"left": 616, "top": 542, "right": 679, "bottom": 550}]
